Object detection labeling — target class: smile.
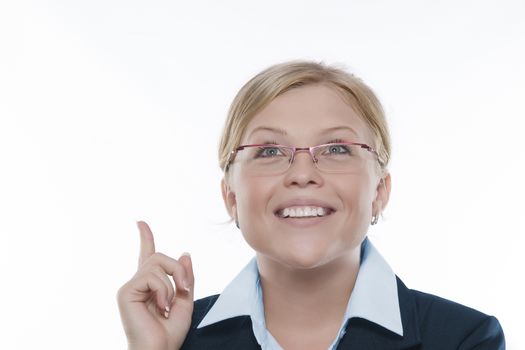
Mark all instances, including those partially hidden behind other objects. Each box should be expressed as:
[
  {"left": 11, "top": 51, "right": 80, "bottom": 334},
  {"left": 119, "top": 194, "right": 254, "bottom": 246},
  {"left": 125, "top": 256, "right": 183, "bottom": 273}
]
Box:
[{"left": 275, "top": 206, "right": 335, "bottom": 218}]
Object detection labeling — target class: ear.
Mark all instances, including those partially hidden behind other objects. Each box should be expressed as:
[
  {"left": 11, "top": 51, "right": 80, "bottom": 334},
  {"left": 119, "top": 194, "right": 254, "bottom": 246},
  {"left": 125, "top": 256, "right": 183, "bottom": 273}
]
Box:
[
  {"left": 373, "top": 172, "right": 391, "bottom": 214},
  {"left": 221, "top": 178, "right": 237, "bottom": 220}
]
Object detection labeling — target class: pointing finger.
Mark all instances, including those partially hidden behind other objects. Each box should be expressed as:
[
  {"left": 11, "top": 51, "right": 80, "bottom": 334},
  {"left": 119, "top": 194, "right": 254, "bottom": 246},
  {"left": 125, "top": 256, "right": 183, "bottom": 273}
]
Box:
[{"left": 137, "top": 220, "right": 155, "bottom": 268}]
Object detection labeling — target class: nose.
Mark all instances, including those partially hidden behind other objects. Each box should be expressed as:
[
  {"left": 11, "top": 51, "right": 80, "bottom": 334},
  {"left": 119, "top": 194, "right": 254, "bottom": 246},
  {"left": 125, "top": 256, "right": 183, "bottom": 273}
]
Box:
[{"left": 283, "top": 150, "right": 323, "bottom": 187}]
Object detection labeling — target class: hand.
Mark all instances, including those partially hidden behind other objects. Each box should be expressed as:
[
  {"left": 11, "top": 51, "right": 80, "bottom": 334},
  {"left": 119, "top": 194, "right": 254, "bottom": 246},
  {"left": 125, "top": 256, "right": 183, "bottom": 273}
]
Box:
[{"left": 117, "top": 221, "right": 194, "bottom": 350}]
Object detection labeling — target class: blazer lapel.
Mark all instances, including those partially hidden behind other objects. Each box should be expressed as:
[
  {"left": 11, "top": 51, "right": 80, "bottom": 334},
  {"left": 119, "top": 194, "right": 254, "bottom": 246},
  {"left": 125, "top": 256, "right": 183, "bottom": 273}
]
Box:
[
  {"left": 336, "top": 277, "right": 422, "bottom": 350},
  {"left": 184, "top": 315, "right": 261, "bottom": 349}
]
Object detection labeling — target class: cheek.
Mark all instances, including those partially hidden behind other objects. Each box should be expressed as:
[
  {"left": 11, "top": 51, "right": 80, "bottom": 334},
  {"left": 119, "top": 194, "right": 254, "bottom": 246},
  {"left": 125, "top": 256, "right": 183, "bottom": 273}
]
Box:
[
  {"left": 234, "top": 177, "right": 278, "bottom": 252},
  {"left": 235, "top": 176, "right": 274, "bottom": 223},
  {"left": 334, "top": 175, "right": 376, "bottom": 225}
]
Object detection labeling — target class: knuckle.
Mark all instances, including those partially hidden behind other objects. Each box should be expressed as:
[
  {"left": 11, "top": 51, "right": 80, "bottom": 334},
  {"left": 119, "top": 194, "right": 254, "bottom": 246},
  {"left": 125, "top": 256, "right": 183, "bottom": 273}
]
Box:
[
  {"left": 139, "top": 252, "right": 165, "bottom": 267},
  {"left": 139, "top": 252, "right": 183, "bottom": 276},
  {"left": 151, "top": 265, "right": 166, "bottom": 276},
  {"left": 116, "top": 282, "right": 133, "bottom": 301},
  {"left": 149, "top": 252, "right": 172, "bottom": 265},
  {"left": 116, "top": 285, "right": 125, "bottom": 300},
  {"left": 151, "top": 268, "right": 172, "bottom": 286},
  {"left": 152, "top": 252, "right": 179, "bottom": 267},
  {"left": 153, "top": 252, "right": 167, "bottom": 259}
]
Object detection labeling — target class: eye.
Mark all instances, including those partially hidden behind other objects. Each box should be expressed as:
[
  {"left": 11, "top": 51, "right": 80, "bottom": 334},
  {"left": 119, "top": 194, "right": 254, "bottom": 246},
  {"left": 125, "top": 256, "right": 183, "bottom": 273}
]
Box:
[
  {"left": 255, "top": 146, "right": 284, "bottom": 158},
  {"left": 326, "top": 144, "right": 350, "bottom": 154}
]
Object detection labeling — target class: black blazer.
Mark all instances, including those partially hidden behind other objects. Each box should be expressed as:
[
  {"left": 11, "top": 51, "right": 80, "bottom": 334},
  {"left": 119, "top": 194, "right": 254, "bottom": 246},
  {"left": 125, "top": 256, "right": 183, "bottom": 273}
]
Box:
[{"left": 181, "top": 277, "right": 505, "bottom": 349}]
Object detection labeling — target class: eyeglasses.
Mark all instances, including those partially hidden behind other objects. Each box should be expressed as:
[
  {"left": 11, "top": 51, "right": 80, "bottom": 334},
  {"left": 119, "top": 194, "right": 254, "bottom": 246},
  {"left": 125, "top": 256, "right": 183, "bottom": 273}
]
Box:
[{"left": 225, "top": 142, "right": 381, "bottom": 175}]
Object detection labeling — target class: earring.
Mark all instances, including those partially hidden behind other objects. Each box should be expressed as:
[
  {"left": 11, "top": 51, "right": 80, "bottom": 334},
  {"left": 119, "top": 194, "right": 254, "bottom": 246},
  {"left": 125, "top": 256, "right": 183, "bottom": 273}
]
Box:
[
  {"left": 372, "top": 197, "right": 383, "bottom": 226},
  {"left": 234, "top": 212, "right": 239, "bottom": 229}
]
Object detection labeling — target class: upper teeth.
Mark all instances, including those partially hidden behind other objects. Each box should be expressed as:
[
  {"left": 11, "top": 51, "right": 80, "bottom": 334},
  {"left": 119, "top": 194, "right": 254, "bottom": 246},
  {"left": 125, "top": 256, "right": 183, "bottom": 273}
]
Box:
[{"left": 280, "top": 206, "right": 328, "bottom": 218}]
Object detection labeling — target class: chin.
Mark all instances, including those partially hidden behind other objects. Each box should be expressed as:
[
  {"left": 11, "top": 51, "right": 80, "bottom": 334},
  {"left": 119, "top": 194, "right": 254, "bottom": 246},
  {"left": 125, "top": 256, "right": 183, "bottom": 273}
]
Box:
[
  {"left": 245, "top": 230, "right": 346, "bottom": 270},
  {"left": 272, "top": 247, "right": 333, "bottom": 270}
]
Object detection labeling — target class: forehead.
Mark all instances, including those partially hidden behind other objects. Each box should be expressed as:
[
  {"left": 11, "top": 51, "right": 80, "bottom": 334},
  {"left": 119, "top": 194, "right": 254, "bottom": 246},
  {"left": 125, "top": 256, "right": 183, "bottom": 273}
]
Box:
[{"left": 243, "top": 84, "right": 372, "bottom": 144}]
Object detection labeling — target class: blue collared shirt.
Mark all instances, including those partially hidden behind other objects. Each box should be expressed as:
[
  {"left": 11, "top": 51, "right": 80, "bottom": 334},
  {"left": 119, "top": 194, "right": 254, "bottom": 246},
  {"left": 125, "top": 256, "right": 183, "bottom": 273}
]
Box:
[{"left": 197, "top": 238, "right": 403, "bottom": 349}]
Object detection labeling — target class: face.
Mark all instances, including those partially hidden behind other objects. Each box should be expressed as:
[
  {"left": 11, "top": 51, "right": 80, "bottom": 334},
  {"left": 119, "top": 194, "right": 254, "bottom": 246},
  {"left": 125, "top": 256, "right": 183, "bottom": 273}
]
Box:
[{"left": 222, "top": 84, "right": 390, "bottom": 270}]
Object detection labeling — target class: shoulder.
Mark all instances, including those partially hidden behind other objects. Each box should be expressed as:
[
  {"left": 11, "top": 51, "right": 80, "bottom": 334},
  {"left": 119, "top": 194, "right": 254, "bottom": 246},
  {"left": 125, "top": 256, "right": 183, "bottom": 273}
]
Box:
[
  {"left": 191, "top": 294, "right": 220, "bottom": 323},
  {"left": 185, "top": 294, "right": 222, "bottom": 332},
  {"left": 181, "top": 294, "right": 260, "bottom": 350},
  {"left": 397, "top": 277, "right": 506, "bottom": 349}
]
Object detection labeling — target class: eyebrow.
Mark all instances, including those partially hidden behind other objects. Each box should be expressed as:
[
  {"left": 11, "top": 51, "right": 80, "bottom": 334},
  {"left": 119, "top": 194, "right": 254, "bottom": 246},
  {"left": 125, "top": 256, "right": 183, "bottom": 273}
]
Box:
[{"left": 247, "top": 125, "right": 360, "bottom": 138}]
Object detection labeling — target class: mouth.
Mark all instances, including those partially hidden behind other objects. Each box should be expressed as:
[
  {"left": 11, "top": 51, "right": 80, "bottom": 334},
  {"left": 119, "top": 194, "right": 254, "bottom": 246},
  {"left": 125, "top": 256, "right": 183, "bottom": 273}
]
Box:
[{"left": 274, "top": 206, "right": 336, "bottom": 219}]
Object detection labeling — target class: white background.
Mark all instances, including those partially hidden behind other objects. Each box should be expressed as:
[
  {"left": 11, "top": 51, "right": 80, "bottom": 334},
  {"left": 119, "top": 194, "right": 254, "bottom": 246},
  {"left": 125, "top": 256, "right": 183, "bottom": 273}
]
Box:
[{"left": 1, "top": 0, "right": 524, "bottom": 349}]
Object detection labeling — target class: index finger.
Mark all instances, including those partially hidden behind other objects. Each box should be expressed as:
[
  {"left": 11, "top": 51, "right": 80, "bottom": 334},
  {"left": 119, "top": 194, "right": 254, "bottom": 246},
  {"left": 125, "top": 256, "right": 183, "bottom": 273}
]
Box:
[{"left": 137, "top": 220, "right": 155, "bottom": 268}]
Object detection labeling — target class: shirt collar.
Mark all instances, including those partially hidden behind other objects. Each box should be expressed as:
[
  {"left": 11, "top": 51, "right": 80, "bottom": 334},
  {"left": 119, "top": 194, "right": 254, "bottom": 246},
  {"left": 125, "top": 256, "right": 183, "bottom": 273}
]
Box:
[
  {"left": 196, "top": 253, "right": 262, "bottom": 329},
  {"left": 197, "top": 238, "right": 403, "bottom": 336}
]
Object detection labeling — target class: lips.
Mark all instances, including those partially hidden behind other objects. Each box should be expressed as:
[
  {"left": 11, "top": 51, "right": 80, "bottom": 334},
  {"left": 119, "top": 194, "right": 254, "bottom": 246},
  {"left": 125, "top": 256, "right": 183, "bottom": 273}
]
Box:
[
  {"left": 273, "top": 198, "right": 336, "bottom": 217},
  {"left": 275, "top": 207, "right": 335, "bottom": 218}
]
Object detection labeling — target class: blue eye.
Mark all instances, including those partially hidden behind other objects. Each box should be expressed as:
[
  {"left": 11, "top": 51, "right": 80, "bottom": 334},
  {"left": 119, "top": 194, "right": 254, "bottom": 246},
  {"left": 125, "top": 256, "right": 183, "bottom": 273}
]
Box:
[
  {"left": 255, "top": 146, "right": 282, "bottom": 158},
  {"left": 327, "top": 144, "right": 350, "bottom": 154}
]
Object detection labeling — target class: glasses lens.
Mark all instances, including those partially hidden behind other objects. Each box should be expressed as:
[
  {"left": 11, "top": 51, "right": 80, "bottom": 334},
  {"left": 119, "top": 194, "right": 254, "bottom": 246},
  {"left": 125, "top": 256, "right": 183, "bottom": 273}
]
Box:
[
  {"left": 313, "top": 144, "right": 367, "bottom": 173},
  {"left": 239, "top": 145, "right": 292, "bottom": 175}
]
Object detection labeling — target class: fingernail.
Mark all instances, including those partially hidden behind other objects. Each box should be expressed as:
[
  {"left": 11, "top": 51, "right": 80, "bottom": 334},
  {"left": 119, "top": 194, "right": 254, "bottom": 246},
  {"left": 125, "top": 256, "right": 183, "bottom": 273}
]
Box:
[
  {"left": 183, "top": 279, "right": 191, "bottom": 292},
  {"left": 181, "top": 252, "right": 191, "bottom": 258},
  {"left": 164, "top": 305, "right": 170, "bottom": 319}
]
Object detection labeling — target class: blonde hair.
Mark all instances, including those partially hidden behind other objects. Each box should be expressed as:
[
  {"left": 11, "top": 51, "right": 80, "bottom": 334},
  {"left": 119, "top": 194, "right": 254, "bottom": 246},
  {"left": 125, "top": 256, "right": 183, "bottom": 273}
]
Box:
[{"left": 218, "top": 60, "right": 391, "bottom": 175}]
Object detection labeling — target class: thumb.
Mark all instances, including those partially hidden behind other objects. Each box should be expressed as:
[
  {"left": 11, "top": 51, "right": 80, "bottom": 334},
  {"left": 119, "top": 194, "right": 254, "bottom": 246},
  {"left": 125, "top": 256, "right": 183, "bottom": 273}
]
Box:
[{"left": 178, "top": 252, "right": 194, "bottom": 296}]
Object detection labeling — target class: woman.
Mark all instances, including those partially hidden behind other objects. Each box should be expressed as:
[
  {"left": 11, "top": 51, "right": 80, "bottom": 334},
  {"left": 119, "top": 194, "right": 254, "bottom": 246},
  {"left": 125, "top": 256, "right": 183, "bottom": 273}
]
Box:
[{"left": 117, "top": 61, "right": 505, "bottom": 349}]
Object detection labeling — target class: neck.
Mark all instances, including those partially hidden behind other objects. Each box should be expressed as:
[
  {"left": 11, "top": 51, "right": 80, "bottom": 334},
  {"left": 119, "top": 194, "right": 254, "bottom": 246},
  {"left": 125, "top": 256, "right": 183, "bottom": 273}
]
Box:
[{"left": 256, "top": 247, "right": 361, "bottom": 331}]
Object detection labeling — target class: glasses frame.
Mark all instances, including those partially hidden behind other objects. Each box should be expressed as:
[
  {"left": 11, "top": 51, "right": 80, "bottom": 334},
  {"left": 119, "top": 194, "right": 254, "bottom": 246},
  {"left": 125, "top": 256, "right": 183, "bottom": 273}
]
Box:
[{"left": 225, "top": 141, "right": 381, "bottom": 173}]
